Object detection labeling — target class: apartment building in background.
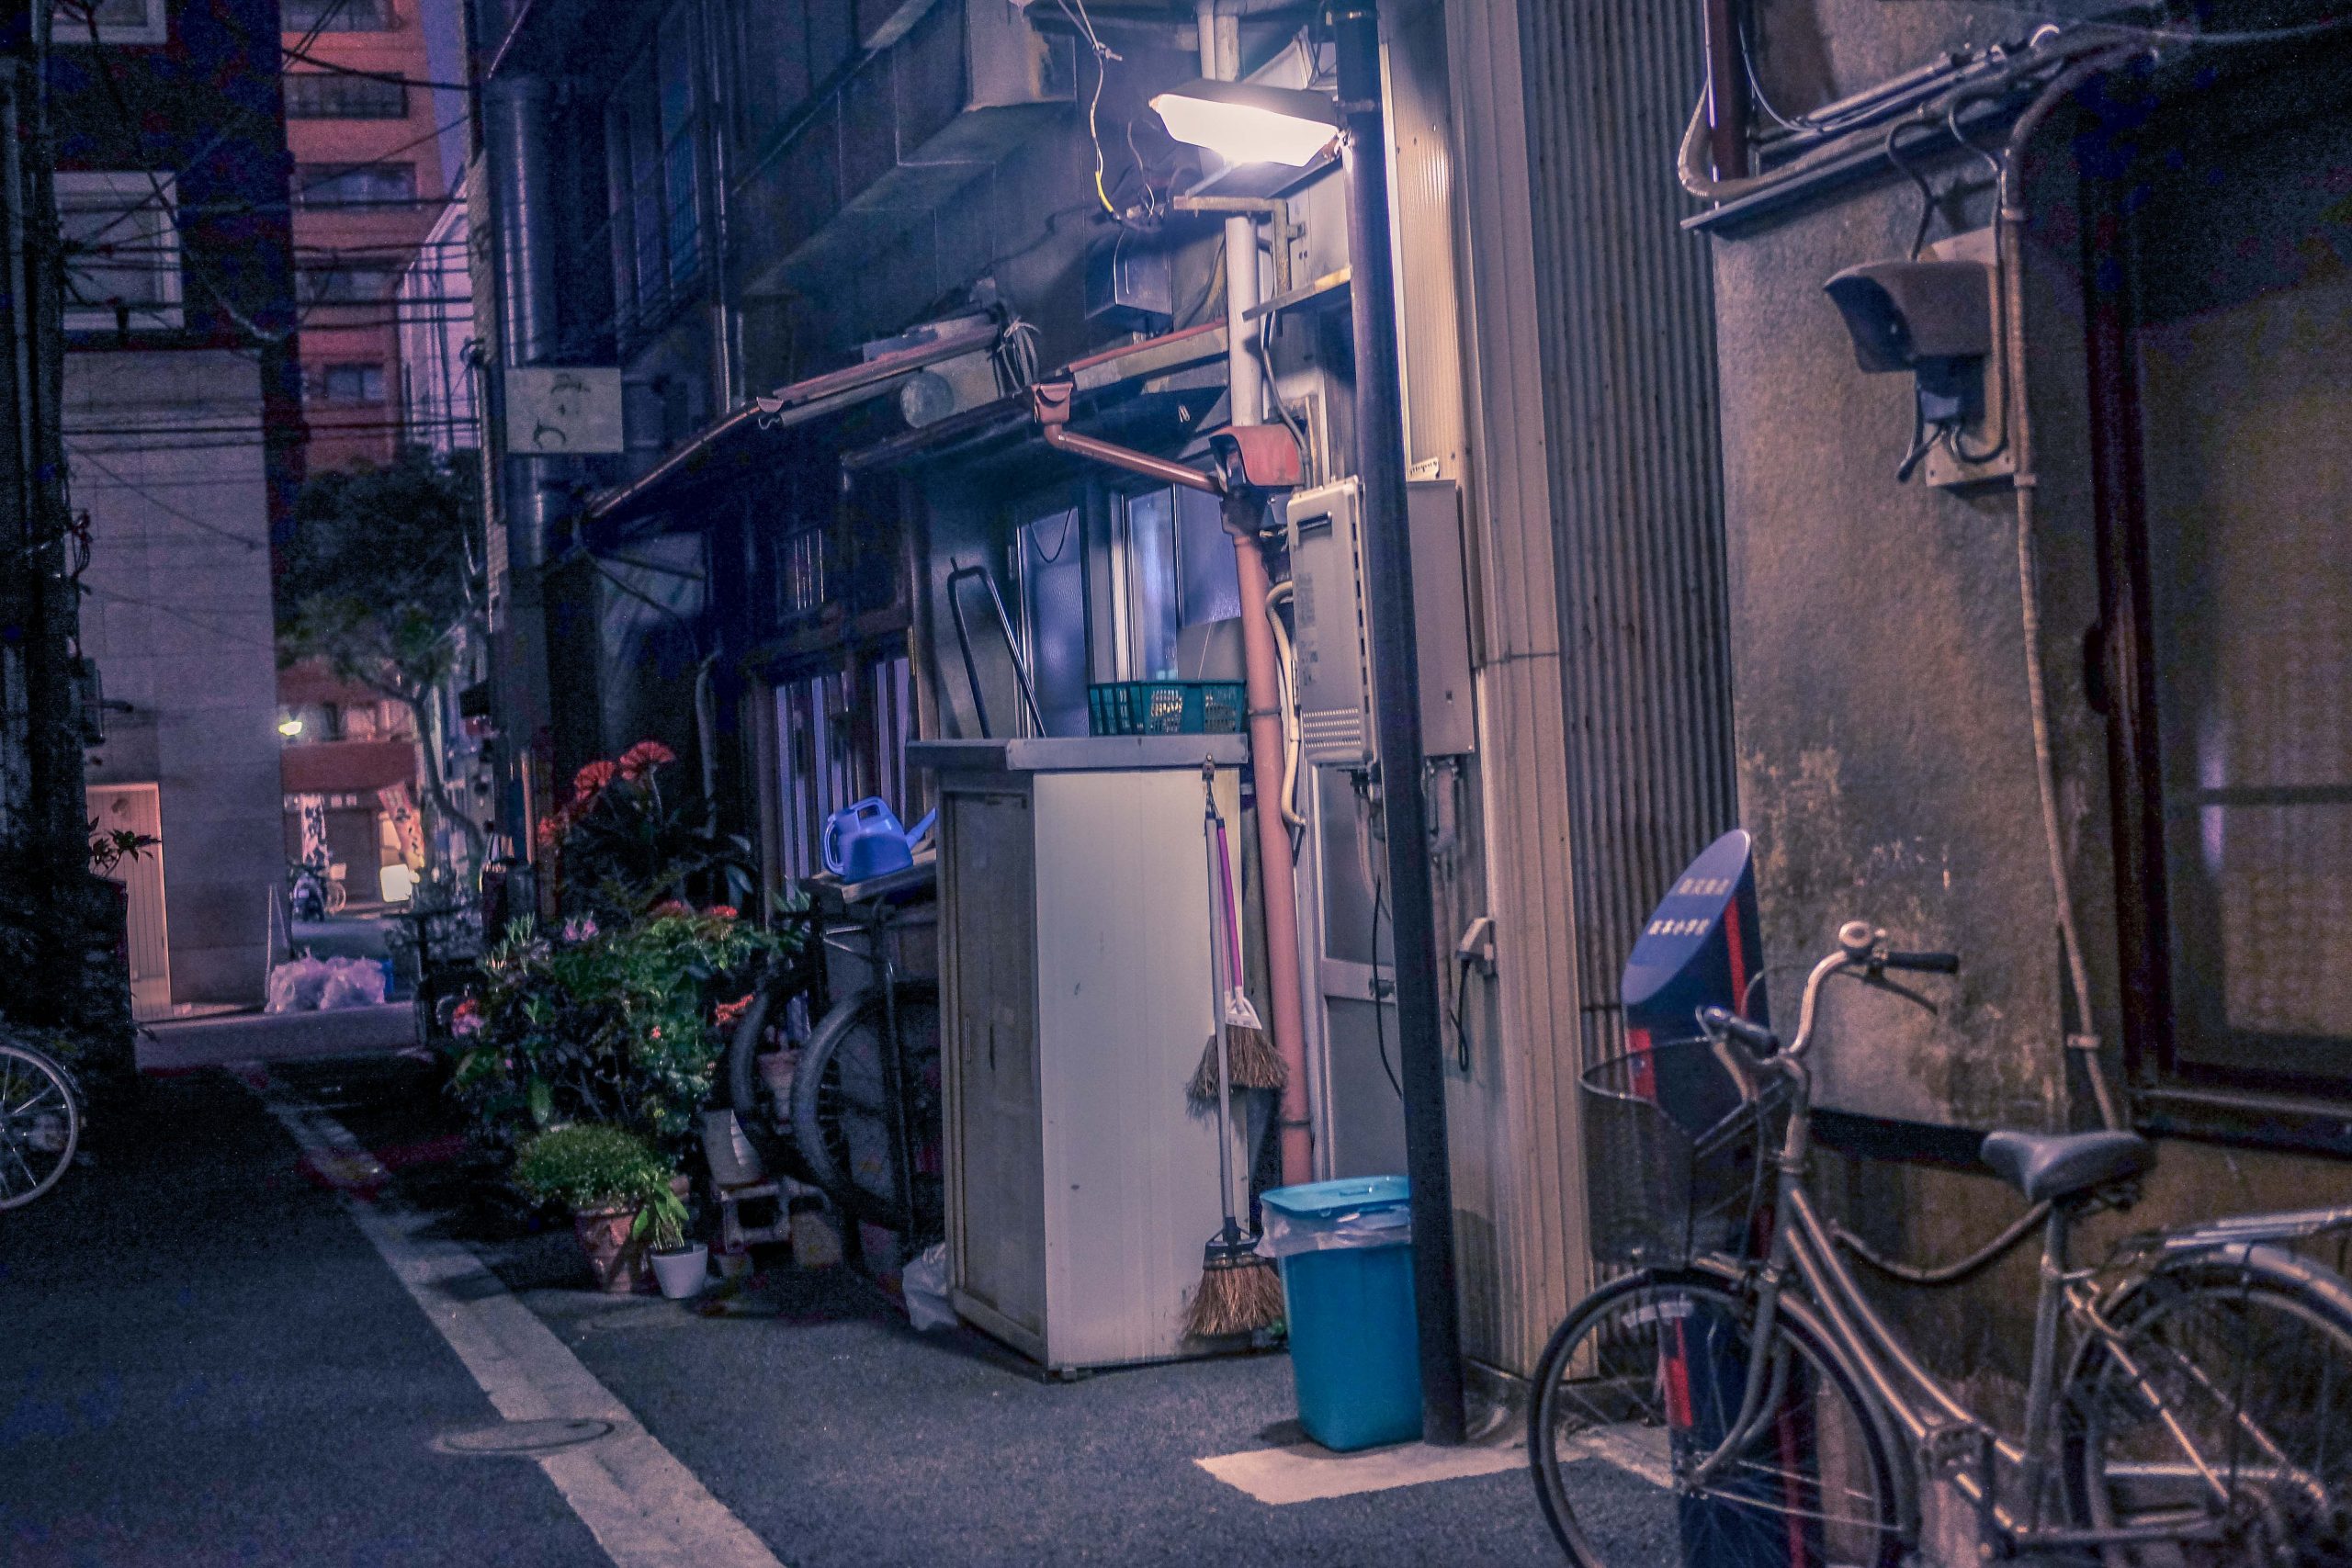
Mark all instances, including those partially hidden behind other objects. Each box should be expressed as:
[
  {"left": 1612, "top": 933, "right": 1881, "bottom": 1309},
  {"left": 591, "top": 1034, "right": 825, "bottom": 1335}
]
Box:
[
  {"left": 282, "top": 0, "right": 468, "bottom": 470},
  {"left": 50, "top": 0, "right": 301, "bottom": 1016}
]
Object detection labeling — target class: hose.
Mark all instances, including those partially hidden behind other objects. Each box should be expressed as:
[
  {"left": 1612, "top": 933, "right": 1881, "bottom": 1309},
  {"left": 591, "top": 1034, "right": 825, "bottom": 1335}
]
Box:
[{"left": 1264, "top": 581, "right": 1304, "bottom": 830}]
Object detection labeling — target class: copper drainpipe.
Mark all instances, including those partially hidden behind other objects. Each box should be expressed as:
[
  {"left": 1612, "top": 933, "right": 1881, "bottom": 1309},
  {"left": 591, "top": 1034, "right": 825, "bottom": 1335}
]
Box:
[{"left": 1034, "top": 372, "right": 1316, "bottom": 1184}]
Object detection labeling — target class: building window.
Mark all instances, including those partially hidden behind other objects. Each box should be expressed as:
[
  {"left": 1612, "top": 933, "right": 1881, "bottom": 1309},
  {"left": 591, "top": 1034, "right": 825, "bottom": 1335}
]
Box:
[
  {"left": 282, "top": 0, "right": 396, "bottom": 29},
  {"left": 298, "top": 265, "right": 400, "bottom": 304},
  {"left": 310, "top": 362, "right": 387, "bottom": 404},
  {"left": 2102, "top": 110, "right": 2352, "bottom": 1136},
  {"left": 294, "top": 164, "right": 416, "bottom": 207},
  {"left": 602, "top": 5, "right": 704, "bottom": 344},
  {"left": 52, "top": 0, "right": 166, "bottom": 46},
  {"left": 284, "top": 73, "right": 408, "bottom": 119},
  {"left": 55, "top": 171, "right": 182, "bottom": 332}
]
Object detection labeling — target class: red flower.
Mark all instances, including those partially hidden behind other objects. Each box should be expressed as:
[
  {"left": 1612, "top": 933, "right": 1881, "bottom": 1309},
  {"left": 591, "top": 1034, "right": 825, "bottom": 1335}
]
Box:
[
  {"left": 713, "top": 993, "right": 753, "bottom": 1031},
  {"left": 616, "top": 739, "right": 676, "bottom": 781},
  {"left": 572, "top": 759, "right": 618, "bottom": 801},
  {"left": 650, "top": 899, "right": 693, "bottom": 919},
  {"left": 706, "top": 905, "right": 737, "bottom": 920},
  {"left": 534, "top": 815, "right": 563, "bottom": 850}
]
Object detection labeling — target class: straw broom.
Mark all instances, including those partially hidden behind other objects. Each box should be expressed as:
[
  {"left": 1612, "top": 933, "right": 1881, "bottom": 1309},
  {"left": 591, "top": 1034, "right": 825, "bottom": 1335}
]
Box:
[
  {"left": 1186, "top": 784, "right": 1287, "bottom": 1103},
  {"left": 1185, "top": 765, "right": 1285, "bottom": 1338}
]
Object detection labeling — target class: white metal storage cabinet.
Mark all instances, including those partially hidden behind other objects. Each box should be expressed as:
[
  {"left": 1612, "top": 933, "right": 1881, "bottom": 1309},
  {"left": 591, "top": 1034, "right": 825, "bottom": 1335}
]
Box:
[{"left": 923, "top": 737, "right": 1245, "bottom": 1372}]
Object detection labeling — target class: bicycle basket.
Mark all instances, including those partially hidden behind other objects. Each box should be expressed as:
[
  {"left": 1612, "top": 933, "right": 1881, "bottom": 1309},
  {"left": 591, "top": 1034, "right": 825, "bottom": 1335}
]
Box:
[{"left": 1580, "top": 1035, "right": 1791, "bottom": 1268}]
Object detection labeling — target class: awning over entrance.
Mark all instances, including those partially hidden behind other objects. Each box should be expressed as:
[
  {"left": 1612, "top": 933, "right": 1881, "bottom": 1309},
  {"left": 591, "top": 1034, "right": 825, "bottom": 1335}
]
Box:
[{"left": 281, "top": 739, "right": 417, "bottom": 797}]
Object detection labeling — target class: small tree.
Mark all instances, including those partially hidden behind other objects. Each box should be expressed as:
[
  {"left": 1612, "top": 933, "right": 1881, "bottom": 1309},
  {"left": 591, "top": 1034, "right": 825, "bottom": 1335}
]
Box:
[{"left": 277, "top": 447, "right": 488, "bottom": 880}]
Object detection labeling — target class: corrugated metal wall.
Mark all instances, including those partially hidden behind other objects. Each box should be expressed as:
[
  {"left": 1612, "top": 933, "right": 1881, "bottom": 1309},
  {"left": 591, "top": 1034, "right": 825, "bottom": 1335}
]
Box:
[
  {"left": 1436, "top": 0, "right": 1591, "bottom": 1377},
  {"left": 1515, "top": 0, "right": 1736, "bottom": 1072}
]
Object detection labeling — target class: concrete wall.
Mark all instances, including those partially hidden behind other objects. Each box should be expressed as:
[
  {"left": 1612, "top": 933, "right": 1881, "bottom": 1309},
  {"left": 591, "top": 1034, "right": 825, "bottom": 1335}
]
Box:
[
  {"left": 72, "top": 352, "right": 282, "bottom": 1008},
  {"left": 1707, "top": 0, "right": 2352, "bottom": 1400}
]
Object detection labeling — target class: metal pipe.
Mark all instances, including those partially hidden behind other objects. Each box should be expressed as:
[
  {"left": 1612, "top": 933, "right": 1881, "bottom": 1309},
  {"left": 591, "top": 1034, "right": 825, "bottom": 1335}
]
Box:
[
  {"left": 1335, "top": 0, "right": 1464, "bottom": 1445},
  {"left": 1040, "top": 423, "right": 1221, "bottom": 493},
  {"left": 1196, "top": 0, "right": 1314, "bottom": 1188},
  {"left": 1998, "top": 47, "right": 2143, "bottom": 1131},
  {"left": 1700, "top": 0, "right": 1749, "bottom": 179}
]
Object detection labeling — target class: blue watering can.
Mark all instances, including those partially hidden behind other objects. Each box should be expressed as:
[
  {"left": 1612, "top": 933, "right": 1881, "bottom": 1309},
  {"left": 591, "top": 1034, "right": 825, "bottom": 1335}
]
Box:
[{"left": 822, "top": 797, "right": 937, "bottom": 882}]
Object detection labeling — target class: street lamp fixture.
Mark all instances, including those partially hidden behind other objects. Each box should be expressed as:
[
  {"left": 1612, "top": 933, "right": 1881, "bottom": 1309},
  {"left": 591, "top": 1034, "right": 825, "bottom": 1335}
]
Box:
[
  {"left": 1148, "top": 78, "right": 1340, "bottom": 168},
  {"left": 277, "top": 716, "right": 304, "bottom": 739}
]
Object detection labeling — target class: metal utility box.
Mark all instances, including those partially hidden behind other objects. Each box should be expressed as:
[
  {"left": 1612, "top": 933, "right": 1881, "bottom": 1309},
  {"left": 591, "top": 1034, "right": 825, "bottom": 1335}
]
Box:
[
  {"left": 1284, "top": 477, "right": 1476, "bottom": 766},
  {"left": 915, "top": 735, "right": 1248, "bottom": 1372}
]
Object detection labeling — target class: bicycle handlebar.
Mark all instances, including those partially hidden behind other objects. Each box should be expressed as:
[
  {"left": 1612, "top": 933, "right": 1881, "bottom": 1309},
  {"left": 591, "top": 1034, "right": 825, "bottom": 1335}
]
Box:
[
  {"left": 1719, "top": 921, "right": 1962, "bottom": 1063},
  {"left": 1698, "top": 1006, "right": 1780, "bottom": 1056}
]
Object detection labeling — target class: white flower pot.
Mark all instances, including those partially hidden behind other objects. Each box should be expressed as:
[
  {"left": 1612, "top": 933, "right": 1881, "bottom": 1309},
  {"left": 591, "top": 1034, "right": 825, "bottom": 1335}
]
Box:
[{"left": 650, "top": 1243, "right": 709, "bottom": 1300}]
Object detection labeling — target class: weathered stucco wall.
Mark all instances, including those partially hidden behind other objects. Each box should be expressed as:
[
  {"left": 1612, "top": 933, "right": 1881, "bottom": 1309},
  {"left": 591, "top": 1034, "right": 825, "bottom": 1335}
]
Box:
[
  {"left": 1711, "top": 2, "right": 2114, "bottom": 1134},
  {"left": 1713, "top": 0, "right": 2352, "bottom": 1395}
]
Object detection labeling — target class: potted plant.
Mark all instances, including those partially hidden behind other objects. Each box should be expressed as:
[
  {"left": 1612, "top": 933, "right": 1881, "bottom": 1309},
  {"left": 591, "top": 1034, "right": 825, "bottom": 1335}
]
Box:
[
  {"left": 636, "top": 1177, "right": 708, "bottom": 1300},
  {"left": 512, "top": 1123, "right": 672, "bottom": 1293}
]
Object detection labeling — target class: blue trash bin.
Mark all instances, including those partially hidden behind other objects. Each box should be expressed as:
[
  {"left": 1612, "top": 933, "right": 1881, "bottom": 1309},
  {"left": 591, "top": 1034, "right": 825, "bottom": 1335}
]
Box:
[{"left": 1261, "top": 1175, "right": 1420, "bottom": 1452}]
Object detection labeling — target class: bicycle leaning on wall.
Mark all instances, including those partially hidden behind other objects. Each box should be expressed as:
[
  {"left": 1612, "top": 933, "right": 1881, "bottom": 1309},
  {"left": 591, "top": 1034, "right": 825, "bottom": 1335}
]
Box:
[
  {"left": 0, "top": 1032, "right": 81, "bottom": 1212},
  {"left": 1529, "top": 921, "right": 2352, "bottom": 1566}
]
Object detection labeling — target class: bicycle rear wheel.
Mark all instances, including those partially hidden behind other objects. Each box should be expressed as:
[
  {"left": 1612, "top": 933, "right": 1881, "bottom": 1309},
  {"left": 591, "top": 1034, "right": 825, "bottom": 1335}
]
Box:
[
  {"left": 791, "top": 981, "right": 940, "bottom": 1235},
  {"left": 0, "top": 1044, "right": 81, "bottom": 1211},
  {"left": 2065, "top": 1247, "right": 2352, "bottom": 1565},
  {"left": 1530, "top": 1269, "right": 1903, "bottom": 1568}
]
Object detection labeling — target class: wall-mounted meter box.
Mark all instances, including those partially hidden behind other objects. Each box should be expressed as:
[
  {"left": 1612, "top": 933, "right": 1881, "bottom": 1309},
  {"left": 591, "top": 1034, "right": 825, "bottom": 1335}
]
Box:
[{"left": 1284, "top": 477, "right": 1476, "bottom": 767}]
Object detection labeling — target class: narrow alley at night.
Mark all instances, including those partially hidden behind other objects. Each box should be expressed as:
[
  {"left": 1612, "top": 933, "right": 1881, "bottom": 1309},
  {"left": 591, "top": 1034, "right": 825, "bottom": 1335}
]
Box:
[{"left": 5, "top": 2, "right": 2351, "bottom": 1565}]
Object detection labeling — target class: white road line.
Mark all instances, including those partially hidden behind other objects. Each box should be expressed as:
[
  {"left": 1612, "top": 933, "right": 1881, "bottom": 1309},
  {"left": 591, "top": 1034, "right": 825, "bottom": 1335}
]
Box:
[
  {"left": 1197, "top": 1436, "right": 1524, "bottom": 1505},
  {"left": 248, "top": 1068, "right": 786, "bottom": 1568}
]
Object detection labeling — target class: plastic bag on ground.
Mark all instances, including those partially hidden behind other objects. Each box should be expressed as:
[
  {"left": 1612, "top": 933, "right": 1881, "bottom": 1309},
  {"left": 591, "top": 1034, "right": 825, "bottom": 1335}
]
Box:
[
  {"left": 902, "top": 1241, "right": 956, "bottom": 1332},
  {"left": 316, "top": 956, "right": 389, "bottom": 1010},
  {"left": 265, "top": 956, "right": 335, "bottom": 1013}
]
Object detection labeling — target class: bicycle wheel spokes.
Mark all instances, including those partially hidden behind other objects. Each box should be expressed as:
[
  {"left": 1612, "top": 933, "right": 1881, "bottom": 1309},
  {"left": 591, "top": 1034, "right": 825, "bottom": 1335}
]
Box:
[
  {"left": 0, "top": 1045, "right": 80, "bottom": 1211},
  {"left": 2071, "top": 1263, "right": 2352, "bottom": 1563},
  {"left": 1531, "top": 1274, "right": 1902, "bottom": 1568}
]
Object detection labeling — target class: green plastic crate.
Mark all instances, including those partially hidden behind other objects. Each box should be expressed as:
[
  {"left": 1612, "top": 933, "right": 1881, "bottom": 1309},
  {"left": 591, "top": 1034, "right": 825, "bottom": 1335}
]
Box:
[{"left": 1086, "top": 680, "right": 1246, "bottom": 737}]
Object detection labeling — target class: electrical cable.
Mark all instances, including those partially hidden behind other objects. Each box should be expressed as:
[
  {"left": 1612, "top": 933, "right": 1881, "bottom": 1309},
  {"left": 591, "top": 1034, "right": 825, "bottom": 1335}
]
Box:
[
  {"left": 62, "top": 445, "right": 267, "bottom": 551},
  {"left": 1903, "top": 1, "right": 2352, "bottom": 46},
  {"left": 278, "top": 42, "right": 477, "bottom": 94}
]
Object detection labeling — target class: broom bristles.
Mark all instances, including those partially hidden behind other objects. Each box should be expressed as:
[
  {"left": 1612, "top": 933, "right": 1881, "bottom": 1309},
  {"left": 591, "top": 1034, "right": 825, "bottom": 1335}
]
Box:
[
  {"left": 1187, "top": 1025, "right": 1288, "bottom": 1104},
  {"left": 1185, "top": 1247, "right": 1286, "bottom": 1337}
]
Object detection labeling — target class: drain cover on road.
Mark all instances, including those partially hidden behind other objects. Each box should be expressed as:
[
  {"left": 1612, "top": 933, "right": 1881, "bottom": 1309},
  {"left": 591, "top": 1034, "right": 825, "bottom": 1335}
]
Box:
[{"left": 432, "top": 1417, "right": 613, "bottom": 1456}]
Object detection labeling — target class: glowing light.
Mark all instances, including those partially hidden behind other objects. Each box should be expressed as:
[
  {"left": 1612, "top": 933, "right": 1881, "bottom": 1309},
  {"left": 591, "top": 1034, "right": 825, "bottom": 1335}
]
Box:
[
  {"left": 1150, "top": 81, "right": 1340, "bottom": 169},
  {"left": 277, "top": 716, "right": 305, "bottom": 738}
]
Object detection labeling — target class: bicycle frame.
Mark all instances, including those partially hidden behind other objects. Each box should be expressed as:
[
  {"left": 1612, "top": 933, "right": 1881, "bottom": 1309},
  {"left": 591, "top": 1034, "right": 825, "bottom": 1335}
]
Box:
[{"left": 1686, "top": 932, "right": 2352, "bottom": 1554}]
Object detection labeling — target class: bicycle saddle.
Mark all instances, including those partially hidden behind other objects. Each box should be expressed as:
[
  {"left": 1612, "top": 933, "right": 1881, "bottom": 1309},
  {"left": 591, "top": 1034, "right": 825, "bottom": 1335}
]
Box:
[{"left": 1978, "top": 1128, "right": 2153, "bottom": 1203}]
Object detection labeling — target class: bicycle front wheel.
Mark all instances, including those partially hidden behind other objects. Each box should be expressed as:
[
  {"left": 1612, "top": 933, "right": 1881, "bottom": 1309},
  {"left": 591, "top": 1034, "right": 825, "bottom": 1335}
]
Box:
[
  {"left": 0, "top": 1044, "right": 82, "bottom": 1211},
  {"left": 1530, "top": 1269, "right": 1904, "bottom": 1568},
  {"left": 2065, "top": 1247, "right": 2352, "bottom": 1564}
]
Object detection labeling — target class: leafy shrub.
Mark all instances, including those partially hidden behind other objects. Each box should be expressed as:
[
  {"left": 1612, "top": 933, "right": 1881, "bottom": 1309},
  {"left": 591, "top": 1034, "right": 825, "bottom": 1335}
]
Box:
[
  {"left": 511, "top": 1123, "right": 671, "bottom": 1213},
  {"left": 447, "top": 904, "right": 797, "bottom": 1159}
]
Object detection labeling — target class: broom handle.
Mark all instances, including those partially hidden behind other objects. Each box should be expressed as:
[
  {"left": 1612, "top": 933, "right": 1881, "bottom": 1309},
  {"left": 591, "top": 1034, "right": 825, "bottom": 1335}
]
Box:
[
  {"left": 1205, "top": 791, "right": 1238, "bottom": 1235},
  {"left": 1212, "top": 806, "right": 1247, "bottom": 989}
]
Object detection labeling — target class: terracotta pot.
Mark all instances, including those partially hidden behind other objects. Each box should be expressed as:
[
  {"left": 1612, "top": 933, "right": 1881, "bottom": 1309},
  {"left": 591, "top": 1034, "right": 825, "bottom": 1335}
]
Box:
[{"left": 572, "top": 1203, "right": 648, "bottom": 1293}]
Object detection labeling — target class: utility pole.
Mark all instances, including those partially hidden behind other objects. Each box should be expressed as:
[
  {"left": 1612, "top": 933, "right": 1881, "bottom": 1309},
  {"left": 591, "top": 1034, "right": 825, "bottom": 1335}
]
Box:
[
  {"left": 1333, "top": 0, "right": 1467, "bottom": 1445},
  {"left": 0, "top": 3, "right": 118, "bottom": 1054}
]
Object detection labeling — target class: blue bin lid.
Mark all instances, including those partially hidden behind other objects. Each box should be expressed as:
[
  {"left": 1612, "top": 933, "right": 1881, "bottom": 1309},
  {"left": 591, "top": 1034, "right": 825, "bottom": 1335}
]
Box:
[{"left": 1261, "top": 1175, "right": 1409, "bottom": 1222}]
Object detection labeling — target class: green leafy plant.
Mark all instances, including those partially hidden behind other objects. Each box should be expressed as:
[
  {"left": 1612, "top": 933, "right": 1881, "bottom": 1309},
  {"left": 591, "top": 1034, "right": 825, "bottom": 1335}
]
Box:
[
  {"left": 538, "top": 741, "right": 756, "bottom": 925},
  {"left": 632, "top": 1179, "right": 692, "bottom": 1253},
  {"left": 86, "top": 820, "right": 159, "bottom": 877},
  {"left": 510, "top": 1123, "right": 670, "bottom": 1213},
  {"left": 447, "top": 904, "right": 798, "bottom": 1159}
]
